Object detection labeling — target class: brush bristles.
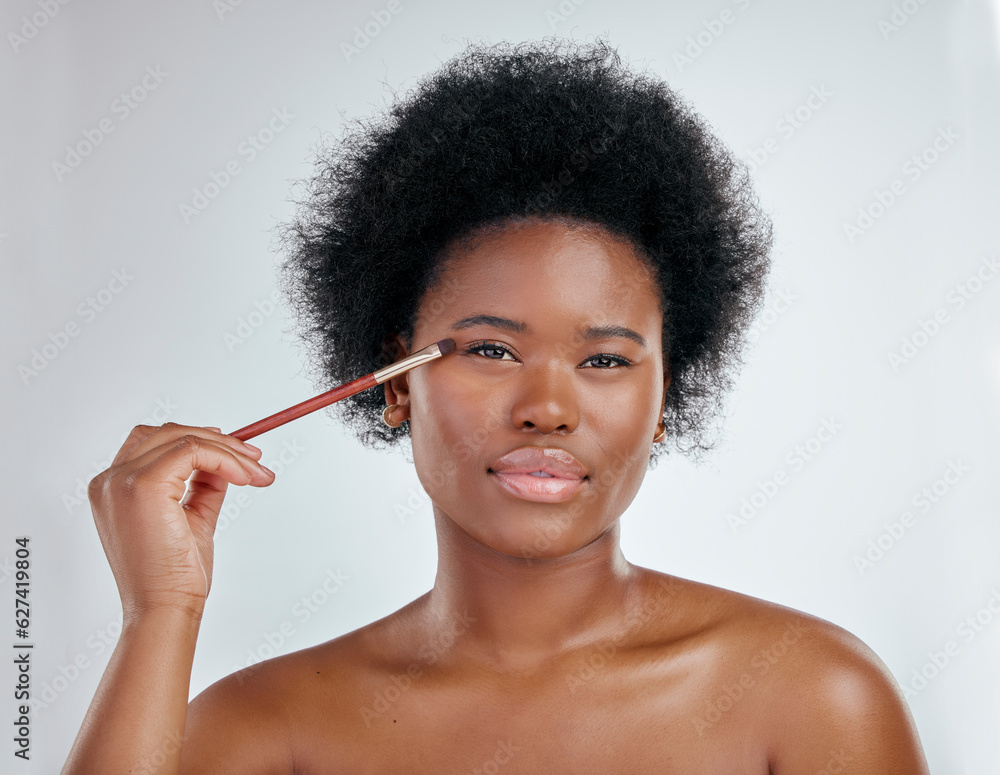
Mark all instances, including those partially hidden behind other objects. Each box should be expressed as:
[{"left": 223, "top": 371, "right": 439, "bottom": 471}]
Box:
[{"left": 436, "top": 338, "right": 456, "bottom": 355}]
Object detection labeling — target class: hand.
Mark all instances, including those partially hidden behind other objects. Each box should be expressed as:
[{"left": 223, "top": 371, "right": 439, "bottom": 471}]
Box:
[{"left": 87, "top": 423, "right": 275, "bottom": 621}]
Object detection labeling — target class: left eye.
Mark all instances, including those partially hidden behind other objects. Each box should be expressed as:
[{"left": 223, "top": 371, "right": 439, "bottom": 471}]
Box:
[
  {"left": 583, "top": 354, "right": 630, "bottom": 369},
  {"left": 467, "top": 342, "right": 516, "bottom": 361}
]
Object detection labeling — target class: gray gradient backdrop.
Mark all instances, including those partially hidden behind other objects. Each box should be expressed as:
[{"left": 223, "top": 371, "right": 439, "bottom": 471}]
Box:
[{"left": 2, "top": 0, "right": 999, "bottom": 771}]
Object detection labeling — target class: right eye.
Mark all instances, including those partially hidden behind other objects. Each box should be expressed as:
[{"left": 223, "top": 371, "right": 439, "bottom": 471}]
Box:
[{"left": 466, "top": 341, "right": 517, "bottom": 361}]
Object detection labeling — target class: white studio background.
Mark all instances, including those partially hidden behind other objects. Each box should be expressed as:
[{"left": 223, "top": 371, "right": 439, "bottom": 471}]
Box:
[{"left": 1, "top": 0, "right": 998, "bottom": 771}]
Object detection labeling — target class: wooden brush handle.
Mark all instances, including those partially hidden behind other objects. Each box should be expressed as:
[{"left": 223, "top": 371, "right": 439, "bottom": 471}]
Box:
[{"left": 230, "top": 373, "right": 377, "bottom": 441}]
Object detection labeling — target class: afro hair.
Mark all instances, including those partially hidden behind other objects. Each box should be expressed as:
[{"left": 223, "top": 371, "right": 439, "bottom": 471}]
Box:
[{"left": 278, "top": 37, "right": 771, "bottom": 467}]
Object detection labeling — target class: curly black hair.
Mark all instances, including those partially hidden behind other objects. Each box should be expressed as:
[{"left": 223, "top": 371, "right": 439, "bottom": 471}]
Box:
[{"left": 278, "top": 37, "right": 771, "bottom": 467}]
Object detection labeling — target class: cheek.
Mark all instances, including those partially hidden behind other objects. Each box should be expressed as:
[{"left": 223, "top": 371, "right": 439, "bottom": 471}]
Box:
[
  {"left": 408, "top": 368, "right": 500, "bottom": 490},
  {"left": 583, "top": 385, "right": 659, "bottom": 502},
  {"left": 585, "top": 438, "right": 649, "bottom": 517}
]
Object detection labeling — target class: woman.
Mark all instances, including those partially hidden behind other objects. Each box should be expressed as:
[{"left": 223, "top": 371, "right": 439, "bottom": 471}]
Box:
[{"left": 64, "top": 39, "right": 929, "bottom": 773}]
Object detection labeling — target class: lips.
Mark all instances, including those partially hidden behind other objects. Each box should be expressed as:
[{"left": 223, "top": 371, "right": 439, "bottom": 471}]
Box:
[
  {"left": 489, "top": 446, "right": 588, "bottom": 479},
  {"left": 488, "top": 446, "right": 588, "bottom": 503}
]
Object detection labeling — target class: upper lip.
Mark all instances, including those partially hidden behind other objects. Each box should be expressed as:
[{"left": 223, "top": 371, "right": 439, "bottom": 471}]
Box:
[{"left": 488, "top": 446, "right": 588, "bottom": 479}]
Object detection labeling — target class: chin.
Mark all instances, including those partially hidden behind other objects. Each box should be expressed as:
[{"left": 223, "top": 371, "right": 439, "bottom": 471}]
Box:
[{"left": 464, "top": 507, "right": 612, "bottom": 562}]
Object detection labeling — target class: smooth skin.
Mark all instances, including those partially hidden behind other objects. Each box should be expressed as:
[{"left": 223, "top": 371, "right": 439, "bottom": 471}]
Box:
[{"left": 63, "top": 218, "right": 930, "bottom": 774}]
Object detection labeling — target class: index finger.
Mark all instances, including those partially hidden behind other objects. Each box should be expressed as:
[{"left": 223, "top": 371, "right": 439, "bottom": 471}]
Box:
[{"left": 114, "top": 423, "right": 262, "bottom": 468}]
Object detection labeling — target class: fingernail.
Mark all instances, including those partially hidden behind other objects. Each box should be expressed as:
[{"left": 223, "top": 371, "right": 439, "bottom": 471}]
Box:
[
  {"left": 260, "top": 464, "right": 275, "bottom": 476},
  {"left": 243, "top": 442, "right": 262, "bottom": 454}
]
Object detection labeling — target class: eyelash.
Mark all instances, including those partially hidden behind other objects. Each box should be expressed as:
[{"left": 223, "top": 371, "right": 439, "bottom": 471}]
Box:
[{"left": 465, "top": 340, "right": 633, "bottom": 368}]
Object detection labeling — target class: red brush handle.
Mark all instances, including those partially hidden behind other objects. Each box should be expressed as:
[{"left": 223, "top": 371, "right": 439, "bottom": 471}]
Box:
[{"left": 230, "top": 373, "right": 377, "bottom": 441}]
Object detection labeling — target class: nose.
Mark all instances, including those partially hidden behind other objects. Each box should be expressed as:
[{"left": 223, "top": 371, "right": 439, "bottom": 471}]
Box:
[{"left": 509, "top": 362, "right": 580, "bottom": 435}]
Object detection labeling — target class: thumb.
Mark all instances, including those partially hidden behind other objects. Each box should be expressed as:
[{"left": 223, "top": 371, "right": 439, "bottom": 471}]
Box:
[{"left": 180, "top": 469, "right": 230, "bottom": 528}]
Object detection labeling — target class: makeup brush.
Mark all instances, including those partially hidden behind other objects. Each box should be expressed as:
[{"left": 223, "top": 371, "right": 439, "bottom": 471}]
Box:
[{"left": 229, "top": 338, "right": 455, "bottom": 441}]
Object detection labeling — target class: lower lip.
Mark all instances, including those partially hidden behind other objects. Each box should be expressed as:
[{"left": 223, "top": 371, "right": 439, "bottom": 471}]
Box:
[{"left": 489, "top": 471, "right": 586, "bottom": 503}]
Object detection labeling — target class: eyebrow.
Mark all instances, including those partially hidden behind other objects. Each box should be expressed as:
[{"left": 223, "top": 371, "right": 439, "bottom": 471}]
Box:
[{"left": 449, "top": 314, "right": 648, "bottom": 349}]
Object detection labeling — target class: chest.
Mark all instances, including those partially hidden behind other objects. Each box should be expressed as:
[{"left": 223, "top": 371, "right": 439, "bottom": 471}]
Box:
[{"left": 290, "top": 661, "right": 771, "bottom": 774}]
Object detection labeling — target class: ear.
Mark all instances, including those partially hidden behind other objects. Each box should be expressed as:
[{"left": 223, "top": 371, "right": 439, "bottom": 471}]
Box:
[
  {"left": 655, "top": 364, "right": 671, "bottom": 439},
  {"left": 660, "top": 363, "right": 672, "bottom": 415},
  {"left": 382, "top": 332, "right": 412, "bottom": 420}
]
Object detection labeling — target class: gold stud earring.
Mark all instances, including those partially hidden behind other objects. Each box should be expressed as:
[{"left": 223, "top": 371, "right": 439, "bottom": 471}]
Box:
[{"left": 382, "top": 404, "right": 403, "bottom": 428}]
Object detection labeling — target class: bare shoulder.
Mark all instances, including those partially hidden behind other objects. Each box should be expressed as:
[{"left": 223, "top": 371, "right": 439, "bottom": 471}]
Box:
[
  {"left": 180, "top": 646, "right": 303, "bottom": 773},
  {"left": 636, "top": 569, "right": 930, "bottom": 774},
  {"left": 180, "top": 598, "right": 428, "bottom": 773}
]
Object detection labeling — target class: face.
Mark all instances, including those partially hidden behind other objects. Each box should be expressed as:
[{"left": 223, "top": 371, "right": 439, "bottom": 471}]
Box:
[{"left": 386, "top": 218, "right": 670, "bottom": 559}]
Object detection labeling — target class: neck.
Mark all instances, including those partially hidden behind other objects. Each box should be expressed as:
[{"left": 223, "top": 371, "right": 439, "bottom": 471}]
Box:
[{"left": 424, "top": 508, "right": 636, "bottom": 672}]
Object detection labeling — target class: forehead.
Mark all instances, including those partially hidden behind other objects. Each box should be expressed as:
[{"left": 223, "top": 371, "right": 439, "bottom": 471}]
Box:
[{"left": 415, "top": 219, "right": 663, "bottom": 333}]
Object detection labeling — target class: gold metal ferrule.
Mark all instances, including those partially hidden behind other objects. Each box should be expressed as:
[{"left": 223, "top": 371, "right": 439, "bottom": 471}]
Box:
[{"left": 373, "top": 341, "right": 447, "bottom": 384}]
